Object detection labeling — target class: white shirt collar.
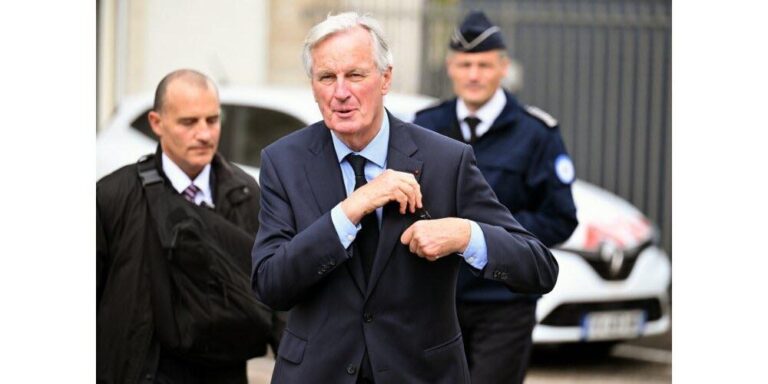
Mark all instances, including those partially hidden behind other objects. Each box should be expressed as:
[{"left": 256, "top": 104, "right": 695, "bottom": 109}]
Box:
[
  {"left": 161, "top": 153, "right": 215, "bottom": 207},
  {"left": 330, "top": 108, "right": 389, "bottom": 168},
  {"left": 456, "top": 87, "right": 506, "bottom": 141}
]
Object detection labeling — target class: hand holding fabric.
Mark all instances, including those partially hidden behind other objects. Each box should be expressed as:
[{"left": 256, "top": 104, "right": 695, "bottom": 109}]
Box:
[
  {"left": 340, "top": 169, "right": 423, "bottom": 223},
  {"left": 400, "top": 218, "right": 471, "bottom": 261}
]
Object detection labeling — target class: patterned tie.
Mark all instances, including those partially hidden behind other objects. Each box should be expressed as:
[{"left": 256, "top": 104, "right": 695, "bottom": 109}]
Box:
[
  {"left": 347, "top": 154, "right": 379, "bottom": 283},
  {"left": 464, "top": 116, "right": 481, "bottom": 143},
  {"left": 182, "top": 184, "right": 200, "bottom": 204}
]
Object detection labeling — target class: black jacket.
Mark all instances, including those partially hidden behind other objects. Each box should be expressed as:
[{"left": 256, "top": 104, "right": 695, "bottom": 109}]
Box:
[{"left": 97, "top": 147, "right": 274, "bottom": 383}]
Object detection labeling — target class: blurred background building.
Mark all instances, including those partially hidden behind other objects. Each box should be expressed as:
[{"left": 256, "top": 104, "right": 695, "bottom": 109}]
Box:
[{"left": 97, "top": 0, "right": 671, "bottom": 256}]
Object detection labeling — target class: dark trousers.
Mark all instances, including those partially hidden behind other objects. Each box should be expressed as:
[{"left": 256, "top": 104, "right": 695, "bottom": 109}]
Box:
[
  {"left": 457, "top": 300, "right": 537, "bottom": 384},
  {"left": 154, "top": 351, "right": 247, "bottom": 384}
]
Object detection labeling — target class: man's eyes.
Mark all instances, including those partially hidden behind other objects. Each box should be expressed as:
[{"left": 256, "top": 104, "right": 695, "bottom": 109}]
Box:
[
  {"left": 316, "top": 73, "right": 365, "bottom": 82},
  {"left": 178, "top": 117, "right": 218, "bottom": 126}
]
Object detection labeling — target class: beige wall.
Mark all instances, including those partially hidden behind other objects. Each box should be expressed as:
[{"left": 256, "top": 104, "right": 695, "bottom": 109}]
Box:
[
  {"left": 266, "top": 0, "right": 335, "bottom": 86},
  {"left": 97, "top": 0, "right": 117, "bottom": 130},
  {"left": 140, "top": 0, "right": 269, "bottom": 92},
  {"left": 98, "top": 0, "right": 424, "bottom": 130},
  {"left": 98, "top": 0, "right": 269, "bottom": 130}
]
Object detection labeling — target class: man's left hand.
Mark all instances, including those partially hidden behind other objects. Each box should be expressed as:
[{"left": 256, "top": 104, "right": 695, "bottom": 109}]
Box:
[{"left": 400, "top": 218, "right": 471, "bottom": 261}]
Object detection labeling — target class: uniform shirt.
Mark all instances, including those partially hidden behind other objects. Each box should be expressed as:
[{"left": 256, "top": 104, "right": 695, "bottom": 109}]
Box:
[
  {"left": 162, "top": 153, "right": 215, "bottom": 207},
  {"left": 329, "top": 111, "right": 488, "bottom": 270},
  {"left": 456, "top": 87, "right": 506, "bottom": 141}
]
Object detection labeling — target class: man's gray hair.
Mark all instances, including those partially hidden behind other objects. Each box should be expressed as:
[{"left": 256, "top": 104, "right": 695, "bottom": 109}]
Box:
[{"left": 302, "top": 12, "right": 393, "bottom": 77}]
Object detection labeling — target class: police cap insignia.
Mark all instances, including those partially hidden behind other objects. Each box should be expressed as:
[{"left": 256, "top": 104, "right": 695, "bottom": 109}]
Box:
[
  {"left": 450, "top": 11, "right": 506, "bottom": 53},
  {"left": 524, "top": 105, "right": 558, "bottom": 128}
]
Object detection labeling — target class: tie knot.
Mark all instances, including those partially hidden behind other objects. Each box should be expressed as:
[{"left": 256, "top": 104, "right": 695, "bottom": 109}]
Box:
[
  {"left": 347, "top": 154, "right": 367, "bottom": 178},
  {"left": 182, "top": 184, "right": 200, "bottom": 203},
  {"left": 465, "top": 116, "right": 481, "bottom": 129}
]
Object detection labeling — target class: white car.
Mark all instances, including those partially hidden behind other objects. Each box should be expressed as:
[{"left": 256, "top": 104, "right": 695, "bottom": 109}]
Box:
[{"left": 97, "top": 86, "right": 671, "bottom": 348}]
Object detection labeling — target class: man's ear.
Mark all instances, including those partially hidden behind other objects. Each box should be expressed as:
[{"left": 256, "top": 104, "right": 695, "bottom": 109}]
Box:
[
  {"left": 501, "top": 55, "right": 510, "bottom": 77},
  {"left": 148, "top": 111, "right": 163, "bottom": 138},
  {"left": 445, "top": 55, "right": 456, "bottom": 78},
  {"left": 381, "top": 66, "right": 393, "bottom": 95}
]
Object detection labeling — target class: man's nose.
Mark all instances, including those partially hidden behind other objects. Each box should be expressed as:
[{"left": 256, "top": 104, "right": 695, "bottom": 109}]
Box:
[
  {"left": 195, "top": 122, "right": 213, "bottom": 141},
  {"left": 468, "top": 65, "right": 480, "bottom": 80},
  {"left": 334, "top": 78, "right": 351, "bottom": 100}
]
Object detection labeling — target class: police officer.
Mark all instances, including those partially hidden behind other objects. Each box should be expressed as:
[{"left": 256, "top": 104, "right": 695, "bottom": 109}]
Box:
[{"left": 414, "top": 11, "right": 579, "bottom": 384}]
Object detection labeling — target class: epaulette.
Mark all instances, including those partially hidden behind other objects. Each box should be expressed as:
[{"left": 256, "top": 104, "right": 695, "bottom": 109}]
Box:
[{"left": 523, "top": 105, "right": 558, "bottom": 128}]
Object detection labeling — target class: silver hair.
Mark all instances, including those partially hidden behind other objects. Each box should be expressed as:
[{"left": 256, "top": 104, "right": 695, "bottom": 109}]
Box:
[{"left": 302, "top": 12, "right": 394, "bottom": 77}]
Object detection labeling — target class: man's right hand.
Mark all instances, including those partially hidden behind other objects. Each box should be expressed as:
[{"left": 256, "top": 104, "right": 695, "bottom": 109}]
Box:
[{"left": 340, "top": 169, "right": 423, "bottom": 224}]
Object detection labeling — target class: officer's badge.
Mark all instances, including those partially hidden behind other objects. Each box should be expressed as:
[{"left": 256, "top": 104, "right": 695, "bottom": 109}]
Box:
[{"left": 555, "top": 154, "right": 575, "bottom": 184}]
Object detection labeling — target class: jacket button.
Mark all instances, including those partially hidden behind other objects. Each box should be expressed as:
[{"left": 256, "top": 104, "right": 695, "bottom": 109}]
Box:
[
  {"left": 363, "top": 312, "right": 373, "bottom": 323},
  {"left": 346, "top": 364, "right": 357, "bottom": 375},
  {"left": 145, "top": 373, "right": 153, "bottom": 381}
]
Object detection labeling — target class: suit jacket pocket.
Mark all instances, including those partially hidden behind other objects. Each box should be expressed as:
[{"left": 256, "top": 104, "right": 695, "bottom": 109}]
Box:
[
  {"left": 277, "top": 329, "right": 307, "bottom": 364},
  {"left": 423, "top": 332, "right": 463, "bottom": 356},
  {"left": 423, "top": 333, "right": 469, "bottom": 383}
]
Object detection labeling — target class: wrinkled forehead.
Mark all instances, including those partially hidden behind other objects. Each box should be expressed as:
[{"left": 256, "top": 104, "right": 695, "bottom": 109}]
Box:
[
  {"left": 312, "top": 30, "right": 376, "bottom": 72},
  {"left": 313, "top": 27, "right": 374, "bottom": 60}
]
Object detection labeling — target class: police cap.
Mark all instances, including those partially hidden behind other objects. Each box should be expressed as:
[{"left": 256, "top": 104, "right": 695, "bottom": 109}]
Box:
[{"left": 450, "top": 10, "right": 506, "bottom": 53}]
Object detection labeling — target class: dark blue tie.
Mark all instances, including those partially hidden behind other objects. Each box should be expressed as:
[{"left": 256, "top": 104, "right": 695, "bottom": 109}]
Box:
[{"left": 347, "top": 154, "right": 379, "bottom": 283}]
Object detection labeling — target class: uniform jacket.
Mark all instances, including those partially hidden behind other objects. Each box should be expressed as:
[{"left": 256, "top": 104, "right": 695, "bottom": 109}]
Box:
[
  {"left": 96, "top": 147, "right": 265, "bottom": 384},
  {"left": 414, "top": 91, "right": 578, "bottom": 302},
  {"left": 251, "top": 113, "right": 558, "bottom": 384}
]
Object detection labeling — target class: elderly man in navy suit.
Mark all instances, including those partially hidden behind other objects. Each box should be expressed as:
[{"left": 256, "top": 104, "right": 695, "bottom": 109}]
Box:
[{"left": 251, "top": 12, "right": 558, "bottom": 384}]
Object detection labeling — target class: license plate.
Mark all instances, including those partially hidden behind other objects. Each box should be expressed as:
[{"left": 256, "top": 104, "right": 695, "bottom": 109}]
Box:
[{"left": 581, "top": 310, "right": 646, "bottom": 341}]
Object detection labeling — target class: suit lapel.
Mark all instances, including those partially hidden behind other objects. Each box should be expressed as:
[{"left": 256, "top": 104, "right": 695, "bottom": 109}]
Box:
[
  {"left": 303, "top": 125, "right": 366, "bottom": 295},
  {"left": 366, "top": 115, "right": 423, "bottom": 297}
]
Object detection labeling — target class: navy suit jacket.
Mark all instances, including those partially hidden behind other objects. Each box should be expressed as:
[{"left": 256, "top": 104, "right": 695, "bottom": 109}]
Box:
[{"left": 251, "top": 113, "right": 558, "bottom": 384}]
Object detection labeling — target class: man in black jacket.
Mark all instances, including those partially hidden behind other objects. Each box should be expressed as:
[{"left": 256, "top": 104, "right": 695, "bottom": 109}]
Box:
[
  {"left": 97, "top": 69, "right": 280, "bottom": 383},
  {"left": 414, "top": 11, "right": 578, "bottom": 384}
]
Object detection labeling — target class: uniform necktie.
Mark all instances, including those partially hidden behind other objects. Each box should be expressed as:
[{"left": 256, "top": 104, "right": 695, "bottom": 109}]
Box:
[
  {"left": 464, "top": 116, "right": 481, "bottom": 143},
  {"left": 182, "top": 184, "right": 200, "bottom": 204},
  {"left": 347, "top": 154, "right": 379, "bottom": 283}
]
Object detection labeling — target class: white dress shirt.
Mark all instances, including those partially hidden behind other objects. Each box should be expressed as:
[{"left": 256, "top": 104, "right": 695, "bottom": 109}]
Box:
[
  {"left": 456, "top": 87, "right": 506, "bottom": 142},
  {"left": 162, "top": 153, "right": 215, "bottom": 207}
]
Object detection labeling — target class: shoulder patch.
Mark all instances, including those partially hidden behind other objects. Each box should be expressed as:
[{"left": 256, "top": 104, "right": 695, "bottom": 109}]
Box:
[
  {"left": 524, "top": 105, "right": 558, "bottom": 128},
  {"left": 554, "top": 154, "right": 575, "bottom": 184}
]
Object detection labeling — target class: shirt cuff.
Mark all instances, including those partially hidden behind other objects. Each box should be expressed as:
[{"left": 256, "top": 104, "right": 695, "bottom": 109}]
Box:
[
  {"left": 458, "top": 221, "right": 488, "bottom": 270},
  {"left": 331, "top": 204, "right": 361, "bottom": 249}
]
